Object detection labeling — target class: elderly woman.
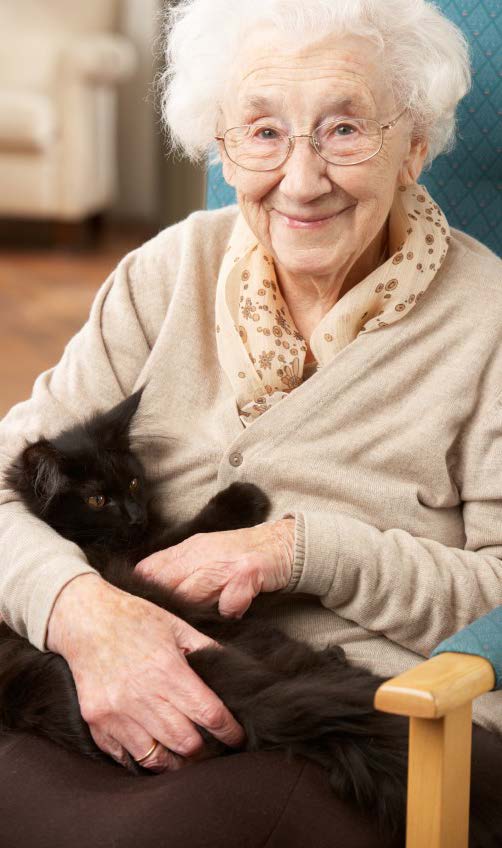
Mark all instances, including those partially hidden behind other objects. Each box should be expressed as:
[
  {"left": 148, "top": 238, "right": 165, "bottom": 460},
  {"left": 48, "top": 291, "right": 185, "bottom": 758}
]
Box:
[{"left": 0, "top": 0, "right": 501, "bottom": 846}]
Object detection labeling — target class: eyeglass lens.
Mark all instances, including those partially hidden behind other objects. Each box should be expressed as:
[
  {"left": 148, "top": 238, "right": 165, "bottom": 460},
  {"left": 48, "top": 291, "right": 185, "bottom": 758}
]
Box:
[{"left": 224, "top": 118, "right": 383, "bottom": 170}]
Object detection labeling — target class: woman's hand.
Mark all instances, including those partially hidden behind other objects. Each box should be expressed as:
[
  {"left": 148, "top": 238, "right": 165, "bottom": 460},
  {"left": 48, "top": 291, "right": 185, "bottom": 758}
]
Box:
[
  {"left": 46, "top": 573, "right": 245, "bottom": 772},
  {"left": 135, "top": 518, "right": 296, "bottom": 618}
]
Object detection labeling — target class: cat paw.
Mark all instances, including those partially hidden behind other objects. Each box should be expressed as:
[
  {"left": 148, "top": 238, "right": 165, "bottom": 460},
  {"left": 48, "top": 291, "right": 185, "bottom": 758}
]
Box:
[
  {"left": 323, "top": 644, "right": 347, "bottom": 664},
  {"left": 209, "top": 482, "right": 271, "bottom": 529}
]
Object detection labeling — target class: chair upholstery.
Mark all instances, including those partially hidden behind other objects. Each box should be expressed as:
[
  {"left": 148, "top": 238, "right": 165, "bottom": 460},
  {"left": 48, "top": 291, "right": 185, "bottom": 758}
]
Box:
[
  {"left": 0, "top": 0, "right": 136, "bottom": 222},
  {"left": 0, "top": 1, "right": 120, "bottom": 36},
  {"left": 420, "top": 0, "right": 501, "bottom": 256},
  {"left": 206, "top": 0, "right": 501, "bottom": 255},
  {"left": 432, "top": 606, "right": 502, "bottom": 689},
  {"left": 0, "top": 91, "right": 57, "bottom": 153}
]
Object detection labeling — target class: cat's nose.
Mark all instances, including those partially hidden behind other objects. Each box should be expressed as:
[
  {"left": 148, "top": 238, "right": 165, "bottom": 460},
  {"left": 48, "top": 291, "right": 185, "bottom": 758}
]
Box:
[{"left": 124, "top": 503, "right": 145, "bottom": 526}]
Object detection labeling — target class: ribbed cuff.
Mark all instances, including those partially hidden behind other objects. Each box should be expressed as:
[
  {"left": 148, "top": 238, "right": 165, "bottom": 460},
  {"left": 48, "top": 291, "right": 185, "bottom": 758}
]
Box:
[
  {"left": 280, "top": 511, "right": 306, "bottom": 592},
  {"left": 280, "top": 511, "right": 341, "bottom": 597}
]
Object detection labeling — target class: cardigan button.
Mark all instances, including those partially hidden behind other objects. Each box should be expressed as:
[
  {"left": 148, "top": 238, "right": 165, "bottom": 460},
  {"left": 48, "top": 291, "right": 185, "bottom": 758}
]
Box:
[{"left": 229, "top": 451, "right": 243, "bottom": 467}]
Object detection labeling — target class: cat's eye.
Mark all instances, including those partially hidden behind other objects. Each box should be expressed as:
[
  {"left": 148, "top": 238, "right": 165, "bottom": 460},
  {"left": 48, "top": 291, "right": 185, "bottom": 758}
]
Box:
[
  {"left": 129, "top": 478, "right": 140, "bottom": 493},
  {"left": 86, "top": 495, "right": 107, "bottom": 510}
]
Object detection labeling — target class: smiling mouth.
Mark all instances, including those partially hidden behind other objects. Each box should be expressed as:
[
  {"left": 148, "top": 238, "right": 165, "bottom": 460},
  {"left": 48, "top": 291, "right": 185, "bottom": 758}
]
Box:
[{"left": 276, "top": 208, "right": 352, "bottom": 228}]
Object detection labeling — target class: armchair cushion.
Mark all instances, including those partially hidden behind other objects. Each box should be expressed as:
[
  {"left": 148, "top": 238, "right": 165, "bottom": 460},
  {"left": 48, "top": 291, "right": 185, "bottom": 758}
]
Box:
[
  {"left": 0, "top": 34, "right": 67, "bottom": 91},
  {"left": 431, "top": 606, "right": 502, "bottom": 690},
  {"left": 67, "top": 34, "right": 137, "bottom": 85},
  {"left": 0, "top": 90, "right": 56, "bottom": 152},
  {"left": 0, "top": 0, "right": 119, "bottom": 35},
  {"left": 0, "top": 33, "right": 136, "bottom": 92}
]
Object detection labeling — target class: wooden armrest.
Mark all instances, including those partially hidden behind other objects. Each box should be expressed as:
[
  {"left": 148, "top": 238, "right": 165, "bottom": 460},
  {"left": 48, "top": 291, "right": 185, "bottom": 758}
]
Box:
[
  {"left": 374, "top": 652, "right": 495, "bottom": 719},
  {"left": 374, "top": 653, "right": 495, "bottom": 848}
]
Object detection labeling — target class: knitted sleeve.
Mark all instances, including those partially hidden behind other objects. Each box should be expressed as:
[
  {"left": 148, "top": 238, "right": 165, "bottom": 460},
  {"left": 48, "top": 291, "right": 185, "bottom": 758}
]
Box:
[
  {"left": 0, "top": 230, "right": 180, "bottom": 651},
  {"left": 282, "top": 395, "right": 502, "bottom": 658}
]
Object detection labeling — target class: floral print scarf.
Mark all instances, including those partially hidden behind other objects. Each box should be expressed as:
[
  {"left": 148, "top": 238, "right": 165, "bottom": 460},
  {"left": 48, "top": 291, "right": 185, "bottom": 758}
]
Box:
[{"left": 215, "top": 183, "right": 450, "bottom": 426}]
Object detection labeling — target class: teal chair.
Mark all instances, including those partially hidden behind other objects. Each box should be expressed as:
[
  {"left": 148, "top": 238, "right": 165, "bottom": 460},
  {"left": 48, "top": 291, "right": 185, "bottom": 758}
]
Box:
[
  {"left": 207, "top": 0, "right": 501, "bottom": 256},
  {"left": 206, "top": 3, "right": 502, "bottom": 844}
]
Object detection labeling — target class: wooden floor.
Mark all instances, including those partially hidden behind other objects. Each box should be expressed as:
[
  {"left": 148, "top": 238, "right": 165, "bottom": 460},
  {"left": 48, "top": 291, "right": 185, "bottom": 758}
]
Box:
[{"left": 0, "top": 224, "right": 155, "bottom": 418}]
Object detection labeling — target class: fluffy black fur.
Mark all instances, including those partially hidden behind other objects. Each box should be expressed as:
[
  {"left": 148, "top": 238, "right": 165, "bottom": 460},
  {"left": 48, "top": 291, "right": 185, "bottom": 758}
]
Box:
[{"left": 1, "top": 390, "right": 499, "bottom": 846}]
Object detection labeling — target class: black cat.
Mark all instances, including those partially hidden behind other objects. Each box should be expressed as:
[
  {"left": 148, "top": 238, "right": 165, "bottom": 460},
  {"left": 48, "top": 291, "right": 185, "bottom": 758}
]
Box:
[{"left": 0, "top": 389, "right": 415, "bottom": 842}]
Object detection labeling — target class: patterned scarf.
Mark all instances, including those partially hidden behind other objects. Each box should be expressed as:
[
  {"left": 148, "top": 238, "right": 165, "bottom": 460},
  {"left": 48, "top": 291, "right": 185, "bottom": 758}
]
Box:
[{"left": 215, "top": 184, "right": 450, "bottom": 425}]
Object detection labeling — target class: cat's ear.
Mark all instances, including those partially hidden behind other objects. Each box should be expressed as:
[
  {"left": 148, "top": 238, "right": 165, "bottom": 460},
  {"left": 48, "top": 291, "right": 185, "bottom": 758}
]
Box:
[
  {"left": 90, "top": 387, "right": 144, "bottom": 448},
  {"left": 21, "top": 440, "right": 66, "bottom": 508}
]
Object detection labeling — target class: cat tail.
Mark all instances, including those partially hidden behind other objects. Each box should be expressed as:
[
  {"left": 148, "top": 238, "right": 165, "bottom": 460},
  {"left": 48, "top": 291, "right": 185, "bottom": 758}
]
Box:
[
  {"left": 241, "top": 664, "right": 408, "bottom": 840},
  {"left": 0, "top": 625, "right": 100, "bottom": 761}
]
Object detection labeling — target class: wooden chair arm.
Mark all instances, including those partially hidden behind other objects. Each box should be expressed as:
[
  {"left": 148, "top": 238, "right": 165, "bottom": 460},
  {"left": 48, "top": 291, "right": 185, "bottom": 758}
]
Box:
[
  {"left": 374, "top": 653, "right": 495, "bottom": 848},
  {"left": 374, "top": 652, "right": 495, "bottom": 718}
]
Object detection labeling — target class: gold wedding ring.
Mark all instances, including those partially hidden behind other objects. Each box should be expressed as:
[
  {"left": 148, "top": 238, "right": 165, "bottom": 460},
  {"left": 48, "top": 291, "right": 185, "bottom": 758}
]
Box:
[{"left": 134, "top": 739, "right": 160, "bottom": 764}]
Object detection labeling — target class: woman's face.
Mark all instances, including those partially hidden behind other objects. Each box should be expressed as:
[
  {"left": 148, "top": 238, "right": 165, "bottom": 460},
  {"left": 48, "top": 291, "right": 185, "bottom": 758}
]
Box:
[{"left": 220, "top": 30, "right": 428, "bottom": 284}]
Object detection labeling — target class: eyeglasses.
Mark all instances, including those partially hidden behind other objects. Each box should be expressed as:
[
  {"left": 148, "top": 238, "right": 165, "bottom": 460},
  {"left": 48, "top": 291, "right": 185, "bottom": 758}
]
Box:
[{"left": 215, "top": 110, "right": 407, "bottom": 171}]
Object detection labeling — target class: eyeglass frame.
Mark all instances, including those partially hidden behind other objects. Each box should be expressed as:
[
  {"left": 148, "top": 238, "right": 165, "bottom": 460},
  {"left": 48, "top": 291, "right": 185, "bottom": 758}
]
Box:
[{"left": 214, "top": 109, "right": 408, "bottom": 171}]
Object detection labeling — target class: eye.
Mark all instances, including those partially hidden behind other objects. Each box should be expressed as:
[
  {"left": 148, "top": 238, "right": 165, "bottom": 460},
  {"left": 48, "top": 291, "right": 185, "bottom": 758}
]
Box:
[
  {"left": 251, "top": 126, "right": 281, "bottom": 141},
  {"left": 333, "top": 123, "right": 357, "bottom": 136},
  {"left": 86, "top": 495, "right": 107, "bottom": 510},
  {"left": 129, "top": 478, "right": 140, "bottom": 493}
]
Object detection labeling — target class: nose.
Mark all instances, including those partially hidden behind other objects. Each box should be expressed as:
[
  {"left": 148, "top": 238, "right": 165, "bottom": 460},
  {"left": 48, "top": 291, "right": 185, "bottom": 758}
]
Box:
[
  {"left": 278, "top": 136, "right": 333, "bottom": 205},
  {"left": 124, "top": 501, "right": 145, "bottom": 526}
]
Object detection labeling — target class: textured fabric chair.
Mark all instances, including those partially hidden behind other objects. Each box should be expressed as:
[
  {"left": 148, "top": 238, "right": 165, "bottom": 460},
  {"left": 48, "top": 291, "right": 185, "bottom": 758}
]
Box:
[
  {"left": 205, "top": 3, "right": 502, "bottom": 844},
  {"left": 0, "top": 0, "right": 136, "bottom": 224}
]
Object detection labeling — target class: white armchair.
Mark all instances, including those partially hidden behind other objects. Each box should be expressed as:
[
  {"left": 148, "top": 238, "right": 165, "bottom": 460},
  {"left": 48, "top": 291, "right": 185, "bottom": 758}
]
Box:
[{"left": 0, "top": 0, "right": 136, "bottom": 224}]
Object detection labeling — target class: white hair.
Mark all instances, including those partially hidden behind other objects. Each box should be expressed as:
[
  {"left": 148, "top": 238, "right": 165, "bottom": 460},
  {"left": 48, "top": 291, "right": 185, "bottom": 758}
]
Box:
[{"left": 158, "top": 0, "right": 471, "bottom": 167}]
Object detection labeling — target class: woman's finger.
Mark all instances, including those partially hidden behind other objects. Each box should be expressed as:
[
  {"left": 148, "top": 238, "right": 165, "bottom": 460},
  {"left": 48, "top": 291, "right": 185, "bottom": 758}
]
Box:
[
  {"left": 97, "top": 714, "right": 191, "bottom": 772},
  {"left": 172, "top": 564, "right": 230, "bottom": 606},
  {"left": 218, "top": 567, "right": 264, "bottom": 618},
  {"left": 90, "top": 716, "right": 189, "bottom": 774},
  {"left": 137, "top": 744, "right": 185, "bottom": 773},
  {"left": 89, "top": 726, "right": 129, "bottom": 768},
  {"left": 159, "top": 648, "right": 245, "bottom": 749},
  {"left": 135, "top": 542, "right": 194, "bottom": 582},
  {"left": 135, "top": 695, "right": 207, "bottom": 759}
]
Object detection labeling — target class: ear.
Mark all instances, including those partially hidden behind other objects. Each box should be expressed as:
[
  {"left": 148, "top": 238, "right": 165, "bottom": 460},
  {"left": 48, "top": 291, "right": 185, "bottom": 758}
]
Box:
[
  {"left": 91, "top": 387, "right": 144, "bottom": 448},
  {"left": 22, "top": 441, "right": 65, "bottom": 507},
  {"left": 398, "top": 135, "right": 429, "bottom": 187}
]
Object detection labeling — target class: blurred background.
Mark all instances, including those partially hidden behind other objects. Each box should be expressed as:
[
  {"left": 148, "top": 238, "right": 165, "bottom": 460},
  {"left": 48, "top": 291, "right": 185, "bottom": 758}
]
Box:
[
  {"left": 0, "top": 0, "right": 205, "bottom": 416},
  {"left": 0, "top": 0, "right": 500, "bottom": 417}
]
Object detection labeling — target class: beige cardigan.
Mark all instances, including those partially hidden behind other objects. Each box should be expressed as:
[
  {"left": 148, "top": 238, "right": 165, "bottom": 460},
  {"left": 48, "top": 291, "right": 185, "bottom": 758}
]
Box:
[{"left": 1, "top": 206, "right": 501, "bottom": 733}]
